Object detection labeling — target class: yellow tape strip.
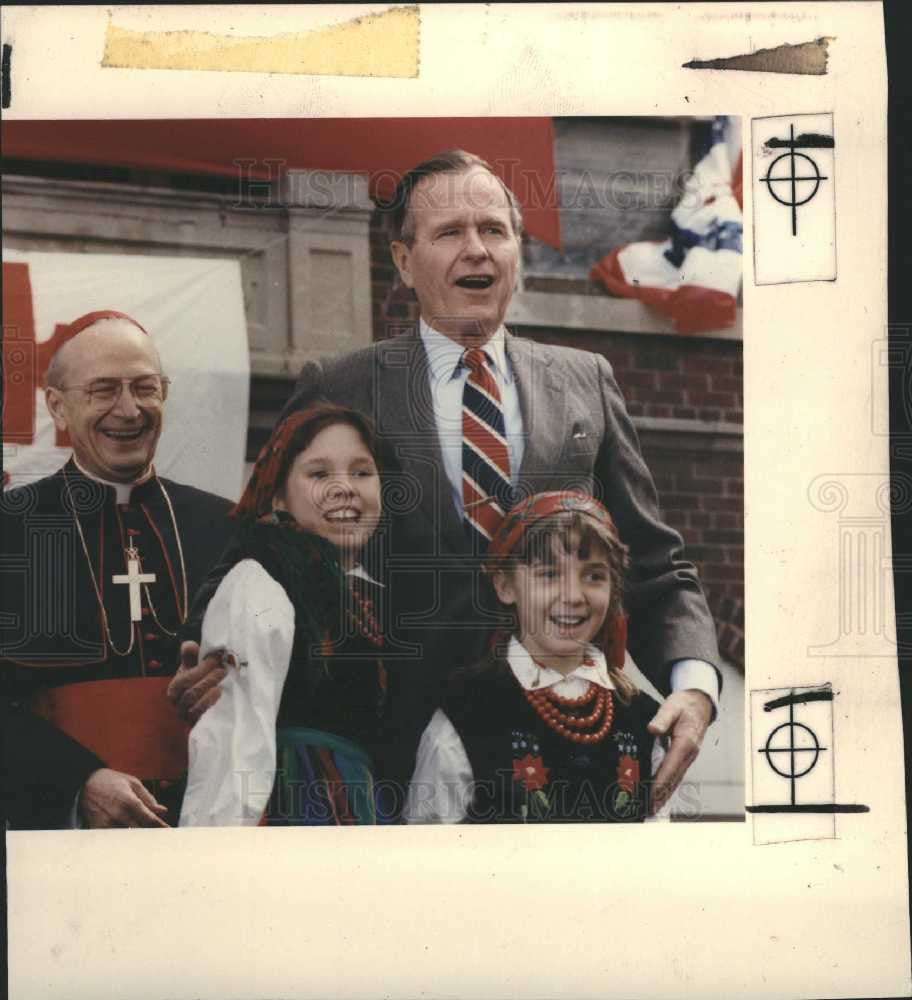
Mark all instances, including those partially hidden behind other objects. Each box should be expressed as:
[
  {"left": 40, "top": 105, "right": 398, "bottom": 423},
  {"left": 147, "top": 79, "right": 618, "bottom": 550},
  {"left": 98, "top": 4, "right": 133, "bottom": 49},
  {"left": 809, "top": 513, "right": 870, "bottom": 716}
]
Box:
[{"left": 103, "top": 5, "right": 419, "bottom": 78}]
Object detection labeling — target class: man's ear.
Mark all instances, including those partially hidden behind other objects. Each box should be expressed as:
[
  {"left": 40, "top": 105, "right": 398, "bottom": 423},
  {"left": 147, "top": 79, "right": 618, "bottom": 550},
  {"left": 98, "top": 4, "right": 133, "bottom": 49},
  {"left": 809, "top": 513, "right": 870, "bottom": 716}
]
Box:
[
  {"left": 44, "top": 387, "right": 68, "bottom": 432},
  {"left": 390, "top": 241, "right": 414, "bottom": 289},
  {"left": 491, "top": 569, "right": 517, "bottom": 607}
]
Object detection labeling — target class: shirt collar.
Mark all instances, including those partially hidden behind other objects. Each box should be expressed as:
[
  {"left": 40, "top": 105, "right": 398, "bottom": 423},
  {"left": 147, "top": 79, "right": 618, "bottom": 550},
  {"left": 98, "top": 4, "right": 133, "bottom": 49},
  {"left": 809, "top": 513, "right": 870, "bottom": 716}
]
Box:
[
  {"left": 506, "top": 634, "right": 615, "bottom": 692},
  {"left": 346, "top": 563, "right": 385, "bottom": 587},
  {"left": 71, "top": 455, "right": 155, "bottom": 504},
  {"left": 419, "top": 319, "right": 511, "bottom": 384}
]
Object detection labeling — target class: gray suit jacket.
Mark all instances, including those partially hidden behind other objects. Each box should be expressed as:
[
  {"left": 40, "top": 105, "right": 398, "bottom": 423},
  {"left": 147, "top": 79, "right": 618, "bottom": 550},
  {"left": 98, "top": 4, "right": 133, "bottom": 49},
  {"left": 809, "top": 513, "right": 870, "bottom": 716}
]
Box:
[{"left": 284, "top": 331, "right": 720, "bottom": 722}]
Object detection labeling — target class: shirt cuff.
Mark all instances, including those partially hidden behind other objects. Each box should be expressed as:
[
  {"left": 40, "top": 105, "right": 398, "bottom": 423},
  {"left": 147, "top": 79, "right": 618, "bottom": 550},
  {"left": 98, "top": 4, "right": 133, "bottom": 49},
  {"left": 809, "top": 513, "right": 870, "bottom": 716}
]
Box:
[{"left": 669, "top": 658, "right": 720, "bottom": 721}]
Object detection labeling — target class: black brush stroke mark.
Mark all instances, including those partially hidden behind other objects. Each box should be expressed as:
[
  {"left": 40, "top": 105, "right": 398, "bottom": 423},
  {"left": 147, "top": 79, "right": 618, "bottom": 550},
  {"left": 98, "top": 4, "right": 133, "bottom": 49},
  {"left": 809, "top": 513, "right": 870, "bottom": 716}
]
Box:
[
  {"left": 766, "top": 132, "right": 835, "bottom": 149},
  {"left": 1, "top": 44, "right": 11, "bottom": 110},
  {"left": 763, "top": 689, "right": 834, "bottom": 712},
  {"left": 747, "top": 804, "right": 869, "bottom": 814}
]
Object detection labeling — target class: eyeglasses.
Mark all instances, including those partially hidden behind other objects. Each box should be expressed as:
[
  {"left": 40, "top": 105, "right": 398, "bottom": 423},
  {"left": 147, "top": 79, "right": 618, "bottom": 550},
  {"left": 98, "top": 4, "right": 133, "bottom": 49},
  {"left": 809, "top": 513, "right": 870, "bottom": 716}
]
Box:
[{"left": 59, "top": 375, "right": 171, "bottom": 406}]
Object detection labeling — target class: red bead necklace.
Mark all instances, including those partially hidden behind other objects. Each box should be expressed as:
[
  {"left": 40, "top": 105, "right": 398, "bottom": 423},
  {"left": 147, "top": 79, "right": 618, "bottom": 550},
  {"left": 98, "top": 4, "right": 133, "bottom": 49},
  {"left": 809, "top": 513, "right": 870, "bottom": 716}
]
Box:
[
  {"left": 523, "top": 656, "right": 615, "bottom": 744},
  {"left": 547, "top": 685, "right": 596, "bottom": 708}
]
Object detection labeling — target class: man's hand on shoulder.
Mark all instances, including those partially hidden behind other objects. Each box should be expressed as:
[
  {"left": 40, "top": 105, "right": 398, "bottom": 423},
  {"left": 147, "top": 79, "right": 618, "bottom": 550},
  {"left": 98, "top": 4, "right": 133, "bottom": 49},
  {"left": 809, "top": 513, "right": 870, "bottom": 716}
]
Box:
[
  {"left": 647, "top": 689, "right": 714, "bottom": 815},
  {"left": 166, "top": 641, "right": 227, "bottom": 725},
  {"left": 79, "top": 768, "right": 170, "bottom": 828}
]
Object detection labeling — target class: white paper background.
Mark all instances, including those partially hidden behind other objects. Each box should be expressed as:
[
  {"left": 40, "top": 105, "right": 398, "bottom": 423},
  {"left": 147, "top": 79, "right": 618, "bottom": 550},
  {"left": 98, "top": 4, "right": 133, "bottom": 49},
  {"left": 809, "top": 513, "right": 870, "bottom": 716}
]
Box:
[{"left": 3, "top": 4, "right": 908, "bottom": 999}]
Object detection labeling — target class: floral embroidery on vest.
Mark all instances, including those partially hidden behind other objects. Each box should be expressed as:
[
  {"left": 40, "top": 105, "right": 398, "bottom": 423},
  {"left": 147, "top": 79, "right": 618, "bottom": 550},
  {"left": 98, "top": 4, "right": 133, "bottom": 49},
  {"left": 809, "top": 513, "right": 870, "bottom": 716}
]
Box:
[
  {"left": 612, "top": 730, "right": 644, "bottom": 818},
  {"left": 511, "top": 731, "right": 551, "bottom": 820}
]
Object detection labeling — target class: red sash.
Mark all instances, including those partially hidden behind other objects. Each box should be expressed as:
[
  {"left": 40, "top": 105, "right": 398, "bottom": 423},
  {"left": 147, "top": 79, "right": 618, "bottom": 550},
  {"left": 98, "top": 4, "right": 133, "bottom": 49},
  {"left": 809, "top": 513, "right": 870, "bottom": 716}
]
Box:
[{"left": 31, "top": 677, "right": 190, "bottom": 780}]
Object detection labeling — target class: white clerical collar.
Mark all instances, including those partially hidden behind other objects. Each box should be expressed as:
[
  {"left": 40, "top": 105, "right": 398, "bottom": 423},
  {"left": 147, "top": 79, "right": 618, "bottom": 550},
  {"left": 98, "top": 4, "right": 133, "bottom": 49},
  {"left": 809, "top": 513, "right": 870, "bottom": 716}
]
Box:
[
  {"left": 419, "top": 319, "right": 511, "bottom": 384},
  {"left": 72, "top": 456, "right": 154, "bottom": 505},
  {"left": 346, "top": 564, "right": 385, "bottom": 587},
  {"left": 506, "top": 634, "right": 615, "bottom": 692}
]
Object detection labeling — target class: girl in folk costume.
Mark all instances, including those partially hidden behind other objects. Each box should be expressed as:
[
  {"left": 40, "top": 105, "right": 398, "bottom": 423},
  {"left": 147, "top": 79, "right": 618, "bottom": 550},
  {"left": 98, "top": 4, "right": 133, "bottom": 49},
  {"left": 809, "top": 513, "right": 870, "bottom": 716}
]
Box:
[
  {"left": 405, "top": 491, "right": 670, "bottom": 824},
  {"left": 180, "top": 403, "right": 393, "bottom": 826}
]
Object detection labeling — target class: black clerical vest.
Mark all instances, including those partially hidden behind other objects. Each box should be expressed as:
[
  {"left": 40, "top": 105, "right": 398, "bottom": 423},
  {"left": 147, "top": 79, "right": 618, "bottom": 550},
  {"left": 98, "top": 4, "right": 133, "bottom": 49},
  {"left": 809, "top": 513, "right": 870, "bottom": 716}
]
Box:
[
  {"left": 1, "top": 460, "right": 234, "bottom": 827},
  {"left": 443, "top": 660, "right": 659, "bottom": 824}
]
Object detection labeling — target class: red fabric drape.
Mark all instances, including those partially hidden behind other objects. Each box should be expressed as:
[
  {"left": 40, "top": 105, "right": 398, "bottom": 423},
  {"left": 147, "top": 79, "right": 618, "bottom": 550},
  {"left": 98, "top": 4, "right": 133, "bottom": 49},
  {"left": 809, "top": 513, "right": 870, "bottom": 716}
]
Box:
[{"left": 2, "top": 117, "right": 561, "bottom": 248}]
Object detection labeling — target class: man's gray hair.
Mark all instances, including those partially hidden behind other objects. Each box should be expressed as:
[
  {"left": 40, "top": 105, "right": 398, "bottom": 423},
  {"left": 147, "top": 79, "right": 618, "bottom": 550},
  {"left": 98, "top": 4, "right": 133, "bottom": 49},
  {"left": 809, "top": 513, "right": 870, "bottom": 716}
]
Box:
[
  {"left": 44, "top": 349, "right": 68, "bottom": 389},
  {"left": 386, "top": 149, "right": 524, "bottom": 246}
]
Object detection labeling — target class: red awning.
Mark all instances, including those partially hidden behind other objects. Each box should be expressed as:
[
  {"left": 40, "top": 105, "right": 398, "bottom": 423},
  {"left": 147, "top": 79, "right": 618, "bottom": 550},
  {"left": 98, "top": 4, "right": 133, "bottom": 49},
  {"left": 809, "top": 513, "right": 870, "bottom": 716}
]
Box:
[{"left": 2, "top": 117, "right": 561, "bottom": 248}]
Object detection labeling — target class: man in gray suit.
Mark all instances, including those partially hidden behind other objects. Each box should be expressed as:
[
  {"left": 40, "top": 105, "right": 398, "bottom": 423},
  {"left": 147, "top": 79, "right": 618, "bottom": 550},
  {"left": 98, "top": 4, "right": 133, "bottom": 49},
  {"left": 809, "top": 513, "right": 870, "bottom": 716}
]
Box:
[{"left": 172, "top": 150, "right": 721, "bottom": 811}]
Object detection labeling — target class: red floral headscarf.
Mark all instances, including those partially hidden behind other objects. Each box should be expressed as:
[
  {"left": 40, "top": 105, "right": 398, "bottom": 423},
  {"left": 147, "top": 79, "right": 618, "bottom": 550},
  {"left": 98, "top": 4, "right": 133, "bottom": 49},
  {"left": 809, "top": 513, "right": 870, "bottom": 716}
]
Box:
[
  {"left": 486, "top": 490, "right": 619, "bottom": 561},
  {"left": 229, "top": 403, "right": 379, "bottom": 522},
  {"left": 230, "top": 410, "right": 316, "bottom": 521}
]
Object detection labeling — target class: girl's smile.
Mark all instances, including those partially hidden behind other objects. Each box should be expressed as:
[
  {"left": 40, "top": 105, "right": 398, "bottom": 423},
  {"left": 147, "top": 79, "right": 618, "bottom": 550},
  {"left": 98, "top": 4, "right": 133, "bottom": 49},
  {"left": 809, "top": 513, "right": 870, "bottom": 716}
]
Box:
[
  {"left": 492, "top": 533, "right": 614, "bottom": 676},
  {"left": 273, "top": 422, "right": 381, "bottom": 567}
]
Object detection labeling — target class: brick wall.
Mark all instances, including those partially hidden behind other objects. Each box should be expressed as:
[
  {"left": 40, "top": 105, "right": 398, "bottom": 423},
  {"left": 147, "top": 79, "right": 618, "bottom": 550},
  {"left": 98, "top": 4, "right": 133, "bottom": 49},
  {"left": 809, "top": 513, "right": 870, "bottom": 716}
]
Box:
[
  {"left": 371, "top": 208, "right": 419, "bottom": 335},
  {"left": 521, "top": 328, "right": 745, "bottom": 669},
  {"left": 606, "top": 337, "right": 743, "bottom": 426},
  {"left": 369, "top": 210, "right": 745, "bottom": 668}
]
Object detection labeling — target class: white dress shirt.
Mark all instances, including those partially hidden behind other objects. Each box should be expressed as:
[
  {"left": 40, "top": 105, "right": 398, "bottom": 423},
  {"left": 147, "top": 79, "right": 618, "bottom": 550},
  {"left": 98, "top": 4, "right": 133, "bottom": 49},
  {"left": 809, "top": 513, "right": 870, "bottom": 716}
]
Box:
[
  {"left": 419, "top": 319, "right": 525, "bottom": 516},
  {"left": 417, "top": 320, "right": 720, "bottom": 712},
  {"left": 404, "top": 635, "right": 671, "bottom": 823},
  {"left": 179, "top": 559, "right": 383, "bottom": 827}
]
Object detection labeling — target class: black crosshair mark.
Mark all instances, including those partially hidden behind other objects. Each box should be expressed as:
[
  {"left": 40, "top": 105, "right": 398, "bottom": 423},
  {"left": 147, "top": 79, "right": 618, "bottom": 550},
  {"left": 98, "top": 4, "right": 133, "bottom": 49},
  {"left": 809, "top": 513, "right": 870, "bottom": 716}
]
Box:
[
  {"left": 760, "top": 702, "right": 827, "bottom": 804},
  {"left": 746, "top": 688, "right": 869, "bottom": 815},
  {"left": 760, "top": 123, "right": 831, "bottom": 237}
]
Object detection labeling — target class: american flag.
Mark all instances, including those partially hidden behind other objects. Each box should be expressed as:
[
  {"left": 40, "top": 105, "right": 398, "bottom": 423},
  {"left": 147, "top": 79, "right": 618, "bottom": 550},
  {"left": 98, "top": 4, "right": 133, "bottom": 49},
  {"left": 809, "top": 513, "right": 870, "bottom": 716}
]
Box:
[{"left": 590, "top": 116, "right": 743, "bottom": 335}]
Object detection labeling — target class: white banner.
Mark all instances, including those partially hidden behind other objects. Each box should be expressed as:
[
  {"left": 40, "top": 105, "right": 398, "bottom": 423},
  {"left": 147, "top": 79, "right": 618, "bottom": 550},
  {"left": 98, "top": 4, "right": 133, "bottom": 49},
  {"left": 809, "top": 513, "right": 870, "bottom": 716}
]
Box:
[{"left": 2, "top": 250, "right": 249, "bottom": 501}]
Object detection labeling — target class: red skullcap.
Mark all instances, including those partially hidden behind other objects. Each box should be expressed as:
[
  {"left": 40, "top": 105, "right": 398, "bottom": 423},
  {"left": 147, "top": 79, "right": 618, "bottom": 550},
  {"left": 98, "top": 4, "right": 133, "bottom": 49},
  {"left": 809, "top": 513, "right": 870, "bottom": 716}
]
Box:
[
  {"left": 63, "top": 310, "right": 150, "bottom": 338},
  {"left": 230, "top": 410, "right": 316, "bottom": 521},
  {"left": 486, "top": 490, "right": 618, "bottom": 562}
]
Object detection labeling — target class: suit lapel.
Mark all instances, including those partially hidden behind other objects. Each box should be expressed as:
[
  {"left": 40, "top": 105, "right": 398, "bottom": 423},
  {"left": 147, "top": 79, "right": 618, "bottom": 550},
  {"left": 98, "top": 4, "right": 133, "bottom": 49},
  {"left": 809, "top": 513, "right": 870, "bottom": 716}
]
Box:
[
  {"left": 376, "top": 331, "right": 566, "bottom": 553},
  {"left": 376, "top": 336, "right": 467, "bottom": 553},
  {"left": 505, "top": 333, "right": 565, "bottom": 488}
]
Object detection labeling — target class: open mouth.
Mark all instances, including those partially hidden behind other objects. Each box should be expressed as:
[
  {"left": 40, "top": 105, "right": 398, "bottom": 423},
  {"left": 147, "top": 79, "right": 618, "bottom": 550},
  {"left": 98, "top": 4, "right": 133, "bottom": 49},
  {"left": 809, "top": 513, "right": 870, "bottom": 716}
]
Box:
[
  {"left": 99, "top": 426, "right": 149, "bottom": 443},
  {"left": 455, "top": 275, "right": 495, "bottom": 290},
  {"left": 550, "top": 614, "right": 588, "bottom": 630},
  {"left": 324, "top": 508, "right": 361, "bottom": 523}
]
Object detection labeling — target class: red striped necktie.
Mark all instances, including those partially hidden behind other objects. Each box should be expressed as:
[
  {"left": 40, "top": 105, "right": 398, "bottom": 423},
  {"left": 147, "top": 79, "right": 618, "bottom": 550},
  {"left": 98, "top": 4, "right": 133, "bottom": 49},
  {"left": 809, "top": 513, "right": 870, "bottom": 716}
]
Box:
[{"left": 461, "top": 347, "right": 513, "bottom": 551}]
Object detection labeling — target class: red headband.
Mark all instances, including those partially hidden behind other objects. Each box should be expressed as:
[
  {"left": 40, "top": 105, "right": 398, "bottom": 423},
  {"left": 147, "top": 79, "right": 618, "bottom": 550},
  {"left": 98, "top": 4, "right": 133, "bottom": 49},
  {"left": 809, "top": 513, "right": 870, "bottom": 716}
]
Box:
[
  {"left": 63, "top": 310, "right": 149, "bottom": 338},
  {"left": 486, "top": 491, "right": 618, "bottom": 561},
  {"left": 230, "top": 410, "right": 317, "bottom": 521}
]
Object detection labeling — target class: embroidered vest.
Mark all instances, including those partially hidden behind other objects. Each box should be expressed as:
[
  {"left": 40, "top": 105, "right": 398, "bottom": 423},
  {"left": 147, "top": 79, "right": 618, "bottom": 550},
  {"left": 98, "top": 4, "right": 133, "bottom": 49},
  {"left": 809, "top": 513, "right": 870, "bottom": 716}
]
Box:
[{"left": 443, "top": 663, "right": 659, "bottom": 824}]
